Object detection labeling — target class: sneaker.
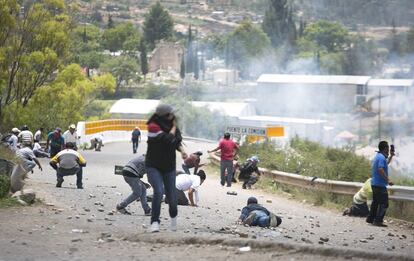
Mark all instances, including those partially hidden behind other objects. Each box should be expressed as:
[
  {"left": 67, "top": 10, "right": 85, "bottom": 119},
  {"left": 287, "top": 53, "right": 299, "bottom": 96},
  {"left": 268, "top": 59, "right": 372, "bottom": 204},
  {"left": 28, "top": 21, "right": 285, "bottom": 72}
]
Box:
[
  {"left": 269, "top": 213, "right": 282, "bottom": 227},
  {"left": 366, "top": 217, "right": 373, "bottom": 224},
  {"left": 170, "top": 217, "right": 177, "bottom": 231},
  {"left": 56, "top": 181, "right": 63, "bottom": 188},
  {"left": 116, "top": 205, "right": 131, "bottom": 215},
  {"left": 342, "top": 208, "right": 350, "bottom": 216},
  {"left": 144, "top": 208, "right": 151, "bottom": 216},
  {"left": 243, "top": 212, "right": 257, "bottom": 226},
  {"left": 372, "top": 222, "right": 387, "bottom": 227},
  {"left": 150, "top": 222, "right": 160, "bottom": 233}
]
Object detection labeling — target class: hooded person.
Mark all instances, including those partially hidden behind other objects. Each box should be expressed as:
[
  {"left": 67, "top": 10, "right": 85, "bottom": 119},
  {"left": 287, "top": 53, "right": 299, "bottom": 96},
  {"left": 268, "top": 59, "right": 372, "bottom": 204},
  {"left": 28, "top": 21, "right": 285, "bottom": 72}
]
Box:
[
  {"left": 47, "top": 128, "right": 64, "bottom": 157},
  {"left": 145, "top": 103, "right": 188, "bottom": 233}
]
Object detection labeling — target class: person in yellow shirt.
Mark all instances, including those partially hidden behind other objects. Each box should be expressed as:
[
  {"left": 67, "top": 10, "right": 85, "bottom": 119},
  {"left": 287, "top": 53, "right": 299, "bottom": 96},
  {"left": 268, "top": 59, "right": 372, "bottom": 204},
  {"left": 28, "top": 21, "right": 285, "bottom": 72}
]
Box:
[{"left": 343, "top": 178, "right": 372, "bottom": 217}]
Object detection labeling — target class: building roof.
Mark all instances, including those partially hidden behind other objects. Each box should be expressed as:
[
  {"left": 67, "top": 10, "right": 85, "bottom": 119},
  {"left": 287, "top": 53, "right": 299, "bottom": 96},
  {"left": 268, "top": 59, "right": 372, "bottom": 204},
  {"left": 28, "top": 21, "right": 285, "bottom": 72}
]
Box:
[
  {"left": 109, "top": 99, "right": 255, "bottom": 118},
  {"left": 257, "top": 74, "right": 371, "bottom": 85},
  {"left": 238, "top": 115, "right": 327, "bottom": 125},
  {"left": 367, "top": 79, "right": 414, "bottom": 87}
]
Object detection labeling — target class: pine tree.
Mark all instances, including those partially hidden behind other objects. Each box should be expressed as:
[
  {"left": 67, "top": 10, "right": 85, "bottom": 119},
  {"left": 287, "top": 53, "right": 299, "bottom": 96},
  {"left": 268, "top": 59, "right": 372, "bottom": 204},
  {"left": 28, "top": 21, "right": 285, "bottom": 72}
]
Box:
[
  {"left": 262, "top": 0, "right": 297, "bottom": 48},
  {"left": 140, "top": 39, "right": 149, "bottom": 81},
  {"left": 143, "top": 2, "right": 174, "bottom": 50}
]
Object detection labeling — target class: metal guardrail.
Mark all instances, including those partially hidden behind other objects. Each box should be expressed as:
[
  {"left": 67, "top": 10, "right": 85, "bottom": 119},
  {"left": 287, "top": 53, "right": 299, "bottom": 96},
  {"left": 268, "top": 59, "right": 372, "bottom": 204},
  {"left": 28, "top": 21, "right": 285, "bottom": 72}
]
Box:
[{"left": 209, "top": 153, "right": 414, "bottom": 202}]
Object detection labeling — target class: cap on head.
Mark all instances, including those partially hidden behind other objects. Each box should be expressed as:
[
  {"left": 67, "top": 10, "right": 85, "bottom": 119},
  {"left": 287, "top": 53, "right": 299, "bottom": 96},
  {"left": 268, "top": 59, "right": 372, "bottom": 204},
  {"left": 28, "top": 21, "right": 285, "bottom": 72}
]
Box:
[
  {"left": 12, "top": 127, "right": 20, "bottom": 133},
  {"left": 247, "top": 197, "right": 258, "bottom": 205},
  {"left": 69, "top": 124, "right": 76, "bottom": 129},
  {"left": 224, "top": 132, "right": 231, "bottom": 139},
  {"left": 155, "top": 104, "right": 175, "bottom": 117},
  {"left": 55, "top": 127, "right": 62, "bottom": 133}
]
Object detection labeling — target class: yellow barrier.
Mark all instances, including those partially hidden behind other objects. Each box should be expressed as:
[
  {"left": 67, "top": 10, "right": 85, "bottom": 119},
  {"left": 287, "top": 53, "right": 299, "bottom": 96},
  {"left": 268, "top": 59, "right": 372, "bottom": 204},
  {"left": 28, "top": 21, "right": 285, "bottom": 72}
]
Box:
[
  {"left": 266, "top": 126, "right": 285, "bottom": 137},
  {"left": 85, "top": 119, "right": 147, "bottom": 135}
]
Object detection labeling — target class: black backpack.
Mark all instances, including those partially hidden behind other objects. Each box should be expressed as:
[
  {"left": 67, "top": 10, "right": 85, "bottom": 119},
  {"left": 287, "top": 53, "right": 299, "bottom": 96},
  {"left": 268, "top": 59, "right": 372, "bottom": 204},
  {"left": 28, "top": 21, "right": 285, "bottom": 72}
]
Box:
[{"left": 0, "top": 133, "right": 13, "bottom": 146}]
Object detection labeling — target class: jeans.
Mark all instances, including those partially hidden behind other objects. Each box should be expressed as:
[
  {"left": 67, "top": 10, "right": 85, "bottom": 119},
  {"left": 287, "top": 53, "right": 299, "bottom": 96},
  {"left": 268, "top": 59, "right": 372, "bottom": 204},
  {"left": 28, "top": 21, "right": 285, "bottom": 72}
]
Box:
[
  {"left": 367, "top": 185, "right": 388, "bottom": 223},
  {"left": 251, "top": 210, "right": 270, "bottom": 227},
  {"left": 147, "top": 167, "right": 177, "bottom": 224},
  {"left": 57, "top": 166, "right": 83, "bottom": 188},
  {"left": 182, "top": 164, "right": 191, "bottom": 174},
  {"left": 349, "top": 202, "right": 369, "bottom": 217},
  {"left": 242, "top": 176, "right": 259, "bottom": 189},
  {"left": 132, "top": 139, "right": 139, "bottom": 154},
  {"left": 220, "top": 160, "right": 233, "bottom": 186},
  {"left": 119, "top": 176, "right": 150, "bottom": 212}
]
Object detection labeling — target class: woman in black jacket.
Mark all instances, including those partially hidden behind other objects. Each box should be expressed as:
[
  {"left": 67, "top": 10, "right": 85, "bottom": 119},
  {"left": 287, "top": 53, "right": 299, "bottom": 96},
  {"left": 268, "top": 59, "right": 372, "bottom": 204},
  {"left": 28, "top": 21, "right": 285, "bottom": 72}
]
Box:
[{"left": 146, "top": 104, "right": 187, "bottom": 232}]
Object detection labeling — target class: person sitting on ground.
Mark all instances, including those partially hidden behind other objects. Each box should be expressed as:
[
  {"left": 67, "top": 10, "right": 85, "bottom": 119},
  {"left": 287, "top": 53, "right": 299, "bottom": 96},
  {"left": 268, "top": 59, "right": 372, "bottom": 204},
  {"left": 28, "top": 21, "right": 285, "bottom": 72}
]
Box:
[
  {"left": 237, "top": 197, "right": 282, "bottom": 228},
  {"left": 182, "top": 151, "right": 205, "bottom": 175},
  {"left": 50, "top": 142, "right": 86, "bottom": 189},
  {"left": 89, "top": 133, "right": 103, "bottom": 151},
  {"left": 343, "top": 178, "right": 373, "bottom": 217},
  {"left": 33, "top": 140, "right": 50, "bottom": 158},
  {"left": 173, "top": 170, "right": 206, "bottom": 206},
  {"left": 116, "top": 154, "right": 151, "bottom": 216},
  {"left": 238, "top": 156, "right": 262, "bottom": 189},
  {"left": 11, "top": 144, "right": 43, "bottom": 192}
]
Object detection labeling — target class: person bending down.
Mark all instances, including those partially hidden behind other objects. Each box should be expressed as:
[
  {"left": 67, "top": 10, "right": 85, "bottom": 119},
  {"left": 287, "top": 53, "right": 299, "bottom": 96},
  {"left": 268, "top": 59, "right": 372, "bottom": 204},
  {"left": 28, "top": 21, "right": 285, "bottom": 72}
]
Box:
[
  {"left": 116, "top": 154, "right": 151, "bottom": 216},
  {"left": 175, "top": 170, "right": 206, "bottom": 206},
  {"left": 343, "top": 178, "right": 372, "bottom": 217},
  {"left": 237, "top": 197, "right": 282, "bottom": 228},
  {"left": 50, "top": 142, "right": 86, "bottom": 189}
]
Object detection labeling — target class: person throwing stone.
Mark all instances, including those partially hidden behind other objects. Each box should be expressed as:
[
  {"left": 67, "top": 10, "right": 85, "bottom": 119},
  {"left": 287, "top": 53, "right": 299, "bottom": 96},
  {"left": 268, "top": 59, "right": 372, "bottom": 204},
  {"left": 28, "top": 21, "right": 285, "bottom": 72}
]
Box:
[
  {"left": 208, "top": 132, "right": 239, "bottom": 187},
  {"left": 146, "top": 104, "right": 187, "bottom": 233}
]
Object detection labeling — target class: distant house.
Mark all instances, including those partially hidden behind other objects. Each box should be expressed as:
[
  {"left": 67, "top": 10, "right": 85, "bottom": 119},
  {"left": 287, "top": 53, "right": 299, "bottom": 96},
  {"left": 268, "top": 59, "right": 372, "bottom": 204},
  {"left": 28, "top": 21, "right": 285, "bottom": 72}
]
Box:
[
  {"left": 148, "top": 41, "right": 184, "bottom": 73},
  {"left": 256, "top": 74, "right": 414, "bottom": 115}
]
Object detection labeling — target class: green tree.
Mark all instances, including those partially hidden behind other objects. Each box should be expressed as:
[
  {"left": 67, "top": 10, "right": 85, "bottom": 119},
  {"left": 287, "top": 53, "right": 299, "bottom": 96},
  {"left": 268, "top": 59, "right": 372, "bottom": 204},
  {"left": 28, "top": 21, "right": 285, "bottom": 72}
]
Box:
[
  {"left": 304, "top": 20, "right": 349, "bottom": 52},
  {"left": 262, "top": 0, "right": 297, "bottom": 48},
  {"left": 139, "top": 39, "right": 149, "bottom": 81},
  {"left": 102, "top": 22, "right": 140, "bottom": 53},
  {"left": 0, "top": 0, "right": 71, "bottom": 129},
  {"left": 143, "top": 2, "right": 174, "bottom": 50},
  {"left": 100, "top": 56, "right": 139, "bottom": 93},
  {"left": 226, "top": 21, "right": 271, "bottom": 78}
]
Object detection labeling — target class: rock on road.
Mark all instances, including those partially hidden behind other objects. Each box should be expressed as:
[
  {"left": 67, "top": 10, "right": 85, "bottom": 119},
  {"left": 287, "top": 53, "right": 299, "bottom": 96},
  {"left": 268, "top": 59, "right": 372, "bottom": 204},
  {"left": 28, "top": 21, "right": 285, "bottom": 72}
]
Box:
[{"left": 0, "top": 140, "right": 414, "bottom": 261}]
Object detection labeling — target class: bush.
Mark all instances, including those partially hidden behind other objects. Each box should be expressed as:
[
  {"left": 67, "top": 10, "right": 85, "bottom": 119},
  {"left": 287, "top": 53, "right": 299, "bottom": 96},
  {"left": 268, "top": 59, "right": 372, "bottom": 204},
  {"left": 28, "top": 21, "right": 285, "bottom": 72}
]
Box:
[
  {"left": 239, "top": 137, "right": 371, "bottom": 182},
  {"left": 0, "top": 175, "right": 10, "bottom": 198}
]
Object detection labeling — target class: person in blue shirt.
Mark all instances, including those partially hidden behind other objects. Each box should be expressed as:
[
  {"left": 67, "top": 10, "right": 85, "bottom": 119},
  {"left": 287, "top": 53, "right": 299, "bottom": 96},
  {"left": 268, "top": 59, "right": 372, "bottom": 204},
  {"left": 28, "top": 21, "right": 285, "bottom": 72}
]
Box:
[{"left": 366, "top": 141, "right": 395, "bottom": 227}]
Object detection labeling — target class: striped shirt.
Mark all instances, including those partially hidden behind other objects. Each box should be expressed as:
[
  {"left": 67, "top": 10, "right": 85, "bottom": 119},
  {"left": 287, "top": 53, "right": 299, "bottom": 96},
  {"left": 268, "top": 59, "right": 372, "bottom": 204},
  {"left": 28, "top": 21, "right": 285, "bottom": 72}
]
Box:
[{"left": 18, "top": 130, "right": 34, "bottom": 145}]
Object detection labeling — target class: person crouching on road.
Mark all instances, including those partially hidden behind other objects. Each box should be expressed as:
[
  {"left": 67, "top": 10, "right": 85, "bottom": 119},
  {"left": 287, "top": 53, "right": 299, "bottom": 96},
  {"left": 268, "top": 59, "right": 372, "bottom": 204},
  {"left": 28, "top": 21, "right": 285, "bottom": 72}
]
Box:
[
  {"left": 11, "top": 144, "right": 43, "bottom": 192},
  {"left": 182, "top": 151, "right": 205, "bottom": 175},
  {"left": 237, "top": 197, "right": 282, "bottom": 228},
  {"left": 175, "top": 170, "right": 206, "bottom": 206},
  {"left": 238, "top": 156, "right": 261, "bottom": 189},
  {"left": 50, "top": 142, "right": 86, "bottom": 189},
  {"left": 145, "top": 104, "right": 188, "bottom": 233},
  {"left": 366, "top": 141, "right": 394, "bottom": 227},
  {"left": 116, "top": 154, "right": 151, "bottom": 216},
  {"left": 343, "top": 178, "right": 372, "bottom": 217}
]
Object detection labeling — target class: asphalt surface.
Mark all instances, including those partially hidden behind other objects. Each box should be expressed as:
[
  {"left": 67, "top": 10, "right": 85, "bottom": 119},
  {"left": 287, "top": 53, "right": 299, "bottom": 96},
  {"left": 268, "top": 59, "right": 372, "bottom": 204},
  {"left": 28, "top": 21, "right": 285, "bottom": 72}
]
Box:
[{"left": 1, "top": 140, "right": 414, "bottom": 261}]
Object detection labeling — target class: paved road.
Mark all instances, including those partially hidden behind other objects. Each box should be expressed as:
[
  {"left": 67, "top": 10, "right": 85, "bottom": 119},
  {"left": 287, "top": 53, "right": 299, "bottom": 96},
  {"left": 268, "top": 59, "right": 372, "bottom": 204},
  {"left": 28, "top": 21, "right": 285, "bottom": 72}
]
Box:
[{"left": 1, "top": 140, "right": 414, "bottom": 260}]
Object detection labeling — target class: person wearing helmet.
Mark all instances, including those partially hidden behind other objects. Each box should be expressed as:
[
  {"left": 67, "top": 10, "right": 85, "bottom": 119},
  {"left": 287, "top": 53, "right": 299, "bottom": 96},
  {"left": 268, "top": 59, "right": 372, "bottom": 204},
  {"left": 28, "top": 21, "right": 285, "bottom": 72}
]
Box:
[
  {"left": 182, "top": 151, "right": 205, "bottom": 174},
  {"left": 238, "top": 156, "right": 261, "bottom": 189},
  {"left": 237, "top": 197, "right": 282, "bottom": 228}
]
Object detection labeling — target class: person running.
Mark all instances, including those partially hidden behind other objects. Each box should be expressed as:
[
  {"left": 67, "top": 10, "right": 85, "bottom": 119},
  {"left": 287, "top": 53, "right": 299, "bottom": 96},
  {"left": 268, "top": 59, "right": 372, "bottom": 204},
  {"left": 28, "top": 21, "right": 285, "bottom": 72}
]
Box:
[
  {"left": 175, "top": 170, "right": 206, "bottom": 206},
  {"left": 208, "top": 132, "right": 239, "bottom": 187},
  {"left": 116, "top": 154, "right": 151, "bottom": 216},
  {"left": 46, "top": 128, "right": 64, "bottom": 157},
  {"left": 145, "top": 104, "right": 187, "bottom": 233},
  {"left": 366, "top": 141, "right": 394, "bottom": 227},
  {"left": 63, "top": 124, "right": 79, "bottom": 150},
  {"left": 237, "top": 197, "right": 282, "bottom": 228},
  {"left": 18, "top": 125, "right": 34, "bottom": 147},
  {"left": 238, "top": 156, "right": 262, "bottom": 189},
  {"left": 50, "top": 142, "right": 87, "bottom": 189},
  {"left": 131, "top": 127, "right": 141, "bottom": 154},
  {"left": 343, "top": 178, "right": 372, "bottom": 217},
  {"left": 182, "top": 151, "right": 205, "bottom": 174}
]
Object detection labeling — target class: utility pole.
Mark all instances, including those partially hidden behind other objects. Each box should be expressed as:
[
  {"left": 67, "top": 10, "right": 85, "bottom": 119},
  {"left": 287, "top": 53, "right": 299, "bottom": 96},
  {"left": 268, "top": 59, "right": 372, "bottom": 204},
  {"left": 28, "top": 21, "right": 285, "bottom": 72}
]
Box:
[{"left": 378, "top": 88, "right": 381, "bottom": 141}]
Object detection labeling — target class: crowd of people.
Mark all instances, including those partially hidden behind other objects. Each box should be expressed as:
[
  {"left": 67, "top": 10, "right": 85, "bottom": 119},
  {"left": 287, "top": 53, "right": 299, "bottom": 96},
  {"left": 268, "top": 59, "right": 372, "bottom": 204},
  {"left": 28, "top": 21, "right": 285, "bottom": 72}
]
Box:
[{"left": 0, "top": 103, "right": 396, "bottom": 232}]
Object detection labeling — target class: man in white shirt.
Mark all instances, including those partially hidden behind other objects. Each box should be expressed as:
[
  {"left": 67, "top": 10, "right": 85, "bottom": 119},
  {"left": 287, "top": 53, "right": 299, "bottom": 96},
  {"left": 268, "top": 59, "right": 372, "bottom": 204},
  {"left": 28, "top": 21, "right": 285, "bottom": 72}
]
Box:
[
  {"left": 18, "top": 125, "right": 33, "bottom": 146},
  {"left": 8, "top": 128, "right": 20, "bottom": 151},
  {"left": 34, "top": 128, "right": 43, "bottom": 142},
  {"left": 175, "top": 170, "right": 206, "bottom": 206},
  {"left": 63, "top": 124, "right": 79, "bottom": 149}
]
